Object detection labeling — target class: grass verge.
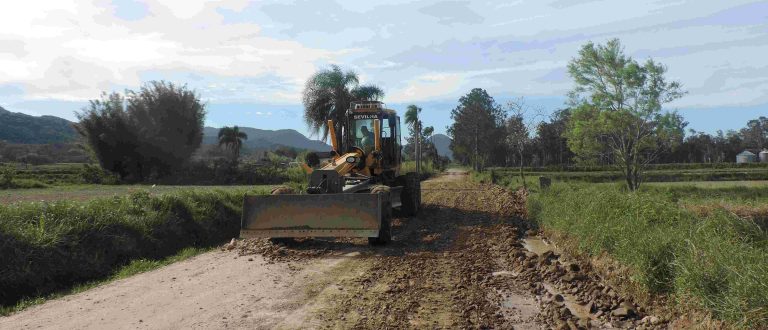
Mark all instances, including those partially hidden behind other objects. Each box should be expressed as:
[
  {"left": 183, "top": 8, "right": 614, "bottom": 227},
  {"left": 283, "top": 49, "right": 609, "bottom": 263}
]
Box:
[
  {"left": 527, "top": 183, "right": 768, "bottom": 327},
  {"left": 0, "top": 186, "right": 270, "bottom": 308},
  {"left": 0, "top": 246, "right": 209, "bottom": 316}
]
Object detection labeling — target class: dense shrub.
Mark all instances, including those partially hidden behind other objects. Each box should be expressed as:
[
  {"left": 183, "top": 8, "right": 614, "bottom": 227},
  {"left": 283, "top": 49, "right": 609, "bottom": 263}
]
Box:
[
  {"left": 0, "top": 187, "right": 269, "bottom": 306},
  {"left": 0, "top": 165, "right": 14, "bottom": 188},
  {"left": 528, "top": 184, "right": 768, "bottom": 327},
  {"left": 79, "top": 164, "right": 106, "bottom": 184},
  {"left": 75, "top": 81, "right": 206, "bottom": 182}
]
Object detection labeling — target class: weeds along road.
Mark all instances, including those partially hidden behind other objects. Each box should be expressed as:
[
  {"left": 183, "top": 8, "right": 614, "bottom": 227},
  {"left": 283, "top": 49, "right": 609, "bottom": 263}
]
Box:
[{"left": 0, "top": 170, "right": 657, "bottom": 329}]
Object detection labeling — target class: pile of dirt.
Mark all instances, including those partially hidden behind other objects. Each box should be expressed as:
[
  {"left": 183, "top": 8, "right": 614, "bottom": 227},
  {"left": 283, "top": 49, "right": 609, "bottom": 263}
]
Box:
[
  {"left": 225, "top": 237, "right": 364, "bottom": 263},
  {"left": 491, "top": 230, "right": 670, "bottom": 329}
]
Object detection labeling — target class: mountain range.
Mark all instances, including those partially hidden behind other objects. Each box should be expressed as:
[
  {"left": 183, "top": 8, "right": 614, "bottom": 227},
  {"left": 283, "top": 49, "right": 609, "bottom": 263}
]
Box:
[
  {"left": 0, "top": 106, "right": 454, "bottom": 158},
  {"left": 430, "top": 134, "right": 453, "bottom": 160},
  {"left": 0, "top": 106, "right": 332, "bottom": 151},
  {"left": 0, "top": 107, "right": 78, "bottom": 144},
  {"left": 202, "top": 126, "right": 330, "bottom": 151}
]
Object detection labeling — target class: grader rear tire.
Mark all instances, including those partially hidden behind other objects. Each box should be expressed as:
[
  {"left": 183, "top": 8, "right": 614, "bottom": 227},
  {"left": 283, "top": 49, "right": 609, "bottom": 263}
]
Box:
[{"left": 400, "top": 173, "right": 421, "bottom": 216}]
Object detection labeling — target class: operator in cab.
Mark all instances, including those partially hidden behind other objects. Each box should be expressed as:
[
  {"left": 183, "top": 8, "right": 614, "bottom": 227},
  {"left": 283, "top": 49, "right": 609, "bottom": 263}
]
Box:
[{"left": 360, "top": 125, "right": 375, "bottom": 152}]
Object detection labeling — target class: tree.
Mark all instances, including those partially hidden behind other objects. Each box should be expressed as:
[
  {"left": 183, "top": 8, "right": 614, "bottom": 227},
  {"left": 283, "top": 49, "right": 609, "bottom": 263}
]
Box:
[
  {"left": 448, "top": 88, "right": 506, "bottom": 171},
  {"left": 76, "top": 81, "right": 206, "bottom": 181},
  {"left": 740, "top": 116, "right": 768, "bottom": 150},
  {"left": 405, "top": 105, "right": 423, "bottom": 172},
  {"left": 302, "top": 65, "right": 384, "bottom": 148},
  {"left": 304, "top": 152, "right": 320, "bottom": 167},
  {"left": 273, "top": 146, "right": 299, "bottom": 159},
  {"left": 505, "top": 98, "right": 544, "bottom": 188},
  {"left": 535, "top": 109, "right": 574, "bottom": 166},
  {"left": 217, "top": 126, "right": 248, "bottom": 161},
  {"left": 565, "top": 39, "right": 686, "bottom": 190}
]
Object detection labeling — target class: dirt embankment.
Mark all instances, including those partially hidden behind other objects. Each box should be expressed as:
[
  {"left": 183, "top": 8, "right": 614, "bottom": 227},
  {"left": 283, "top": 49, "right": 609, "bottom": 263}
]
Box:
[{"left": 1, "top": 170, "right": 667, "bottom": 329}]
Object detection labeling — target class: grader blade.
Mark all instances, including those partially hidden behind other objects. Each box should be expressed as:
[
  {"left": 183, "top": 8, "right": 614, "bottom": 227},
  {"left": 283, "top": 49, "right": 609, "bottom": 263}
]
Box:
[{"left": 240, "top": 193, "right": 383, "bottom": 238}]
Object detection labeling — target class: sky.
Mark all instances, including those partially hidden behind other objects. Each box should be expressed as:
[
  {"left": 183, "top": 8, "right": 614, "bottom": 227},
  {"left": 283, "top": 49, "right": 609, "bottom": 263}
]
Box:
[{"left": 0, "top": 0, "right": 766, "bottom": 139}]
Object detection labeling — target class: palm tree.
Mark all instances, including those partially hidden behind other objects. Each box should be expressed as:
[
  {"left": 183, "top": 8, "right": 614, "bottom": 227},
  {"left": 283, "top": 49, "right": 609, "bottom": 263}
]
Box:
[
  {"left": 302, "top": 65, "right": 384, "bottom": 148},
  {"left": 405, "top": 105, "right": 422, "bottom": 172},
  {"left": 218, "top": 126, "right": 248, "bottom": 160}
]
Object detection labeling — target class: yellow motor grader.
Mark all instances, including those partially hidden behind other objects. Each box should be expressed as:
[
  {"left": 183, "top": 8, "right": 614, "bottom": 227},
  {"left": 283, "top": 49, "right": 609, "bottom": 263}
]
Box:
[{"left": 240, "top": 101, "right": 421, "bottom": 245}]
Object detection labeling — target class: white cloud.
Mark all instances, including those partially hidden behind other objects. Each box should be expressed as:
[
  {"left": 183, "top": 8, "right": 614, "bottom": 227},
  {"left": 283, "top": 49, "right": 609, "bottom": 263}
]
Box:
[
  {"left": 0, "top": 0, "right": 765, "bottom": 113},
  {"left": 0, "top": 0, "right": 343, "bottom": 102}
]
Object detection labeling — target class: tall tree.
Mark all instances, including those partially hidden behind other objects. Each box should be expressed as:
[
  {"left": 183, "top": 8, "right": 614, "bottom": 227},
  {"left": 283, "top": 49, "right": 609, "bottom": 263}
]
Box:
[
  {"left": 302, "top": 65, "right": 384, "bottom": 148},
  {"left": 505, "top": 98, "right": 544, "bottom": 187},
  {"left": 565, "top": 39, "right": 686, "bottom": 190},
  {"left": 740, "top": 116, "right": 768, "bottom": 150},
  {"left": 535, "top": 109, "right": 574, "bottom": 166},
  {"left": 448, "top": 88, "right": 506, "bottom": 171},
  {"left": 217, "top": 126, "right": 248, "bottom": 161}
]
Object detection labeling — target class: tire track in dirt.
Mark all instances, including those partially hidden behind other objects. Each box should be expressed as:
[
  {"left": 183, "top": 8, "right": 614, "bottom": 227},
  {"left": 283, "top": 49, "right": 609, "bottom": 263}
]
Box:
[{"left": 298, "top": 172, "right": 540, "bottom": 329}]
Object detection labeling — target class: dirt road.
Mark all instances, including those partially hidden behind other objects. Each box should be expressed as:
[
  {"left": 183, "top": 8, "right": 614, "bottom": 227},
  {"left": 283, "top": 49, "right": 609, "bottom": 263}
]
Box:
[{"left": 0, "top": 170, "right": 661, "bottom": 329}]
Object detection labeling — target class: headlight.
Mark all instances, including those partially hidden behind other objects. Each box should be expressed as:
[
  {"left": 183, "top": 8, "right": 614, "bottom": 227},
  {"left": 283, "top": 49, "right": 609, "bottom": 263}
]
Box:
[{"left": 346, "top": 156, "right": 357, "bottom": 163}]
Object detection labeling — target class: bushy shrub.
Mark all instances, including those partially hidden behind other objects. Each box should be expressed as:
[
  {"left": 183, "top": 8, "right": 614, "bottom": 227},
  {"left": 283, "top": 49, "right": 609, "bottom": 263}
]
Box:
[
  {"left": 79, "top": 164, "right": 105, "bottom": 184},
  {"left": 0, "top": 165, "right": 15, "bottom": 188},
  {"left": 75, "top": 81, "right": 206, "bottom": 182}
]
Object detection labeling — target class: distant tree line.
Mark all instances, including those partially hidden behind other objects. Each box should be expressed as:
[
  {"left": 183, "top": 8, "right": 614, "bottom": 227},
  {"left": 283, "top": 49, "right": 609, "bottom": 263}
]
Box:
[
  {"left": 448, "top": 39, "right": 766, "bottom": 190},
  {"left": 448, "top": 98, "right": 766, "bottom": 170}
]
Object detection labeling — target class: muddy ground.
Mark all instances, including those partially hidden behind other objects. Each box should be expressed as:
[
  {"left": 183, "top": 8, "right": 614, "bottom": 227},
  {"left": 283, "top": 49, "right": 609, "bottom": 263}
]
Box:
[{"left": 0, "top": 170, "right": 667, "bottom": 329}]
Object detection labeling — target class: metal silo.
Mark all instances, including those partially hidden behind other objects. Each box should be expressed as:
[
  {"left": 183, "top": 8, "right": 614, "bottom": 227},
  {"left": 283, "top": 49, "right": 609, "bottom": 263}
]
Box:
[
  {"left": 737, "top": 150, "right": 757, "bottom": 163},
  {"left": 760, "top": 150, "right": 768, "bottom": 163}
]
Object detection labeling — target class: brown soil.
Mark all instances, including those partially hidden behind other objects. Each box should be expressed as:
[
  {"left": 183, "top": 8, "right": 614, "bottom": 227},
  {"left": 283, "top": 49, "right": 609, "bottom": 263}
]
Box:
[{"left": 0, "top": 170, "right": 668, "bottom": 329}]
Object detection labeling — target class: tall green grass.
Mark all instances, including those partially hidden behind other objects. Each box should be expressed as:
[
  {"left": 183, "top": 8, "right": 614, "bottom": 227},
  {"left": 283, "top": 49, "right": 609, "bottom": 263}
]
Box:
[
  {"left": 0, "top": 186, "right": 270, "bottom": 307},
  {"left": 528, "top": 184, "right": 768, "bottom": 327},
  {"left": 400, "top": 160, "right": 439, "bottom": 179}
]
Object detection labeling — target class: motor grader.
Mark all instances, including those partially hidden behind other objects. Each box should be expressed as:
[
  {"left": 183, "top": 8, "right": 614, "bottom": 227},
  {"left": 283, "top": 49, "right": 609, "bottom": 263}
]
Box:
[{"left": 240, "top": 101, "right": 421, "bottom": 245}]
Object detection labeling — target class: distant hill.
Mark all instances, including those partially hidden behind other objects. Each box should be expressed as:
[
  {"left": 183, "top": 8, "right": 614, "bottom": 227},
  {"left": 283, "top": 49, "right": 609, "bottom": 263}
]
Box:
[
  {"left": 203, "top": 126, "right": 330, "bottom": 151},
  {"left": 0, "top": 106, "right": 330, "bottom": 151},
  {"left": 0, "top": 106, "right": 78, "bottom": 144},
  {"left": 431, "top": 134, "right": 453, "bottom": 160}
]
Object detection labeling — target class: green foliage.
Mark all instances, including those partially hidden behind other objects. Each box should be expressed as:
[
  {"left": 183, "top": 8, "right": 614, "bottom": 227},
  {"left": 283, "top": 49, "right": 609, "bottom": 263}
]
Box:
[
  {"left": 400, "top": 160, "right": 439, "bottom": 179},
  {"left": 447, "top": 88, "right": 506, "bottom": 170},
  {"left": 79, "top": 164, "right": 105, "bottom": 184},
  {"left": 75, "top": 81, "right": 206, "bottom": 182},
  {"left": 302, "top": 64, "right": 384, "bottom": 146},
  {"left": 0, "top": 246, "right": 209, "bottom": 316},
  {"left": 0, "top": 164, "right": 15, "bottom": 188},
  {"left": 0, "top": 187, "right": 269, "bottom": 307},
  {"left": 529, "top": 184, "right": 768, "bottom": 327},
  {"left": 566, "top": 39, "right": 686, "bottom": 190},
  {"left": 304, "top": 152, "right": 320, "bottom": 167},
  {"left": 217, "top": 126, "right": 248, "bottom": 160}
]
